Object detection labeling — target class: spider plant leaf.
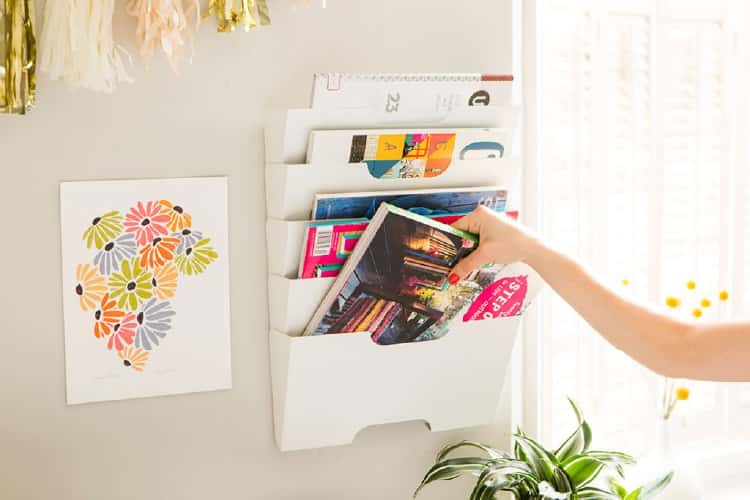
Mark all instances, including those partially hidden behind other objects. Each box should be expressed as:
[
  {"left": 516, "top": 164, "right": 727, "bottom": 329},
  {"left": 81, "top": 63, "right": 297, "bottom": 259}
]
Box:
[
  {"left": 624, "top": 487, "right": 642, "bottom": 500},
  {"left": 555, "top": 399, "right": 592, "bottom": 462},
  {"left": 469, "top": 476, "right": 495, "bottom": 500},
  {"left": 562, "top": 455, "right": 605, "bottom": 488},
  {"left": 580, "top": 450, "right": 636, "bottom": 478},
  {"left": 480, "top": 461, "right": 537, "bottom": 488},
  {"left": 436, "top": 440, "right": 510, "bottom": 462},
  {"left": 413, "top": 457, "right": 491, "bottom": 497},
  {"left": 608, "top": 477, "right": 629, "bottom": 499},
  {"left": 578, "top": 486, "right": 621, "bottom": 500},
  {"left": 626, "top": 471, "right": 674, "bottom": 500},
  {"left": 551, "top": 466, "right": 576, "bottom": 494},
  {"left": 584, "top": 451, "right": 636, "bottom": 466},
  {"left": 555, "top": 420, "right": 592, "bottom": 463},
  {"left": 538, "top": 480, "right": 572, "bottom": 499},
  {"left": 471, "top": 466, "right": 529, "bottom": 500},
  {"left": 513, "top": 433, "right": 560, "bottom": 482}
]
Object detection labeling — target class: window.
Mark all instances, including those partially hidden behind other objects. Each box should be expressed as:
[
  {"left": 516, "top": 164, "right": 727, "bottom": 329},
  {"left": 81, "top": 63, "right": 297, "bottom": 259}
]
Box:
[{"left": 530, "top": 0, "right": 750, "bottom": 453}]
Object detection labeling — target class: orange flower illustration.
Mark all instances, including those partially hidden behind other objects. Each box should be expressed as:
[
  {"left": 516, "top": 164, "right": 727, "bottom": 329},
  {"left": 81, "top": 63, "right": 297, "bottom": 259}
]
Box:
[
  {"left": 93, "top": 293, "right": 126, "bottom": 338},
  {"left": 139, "top": 236, "right": 179, "bottom": 270},
  {"left": 75, "top": 263, "right": 107, "bottom": 311},
  {"left": 160, "top": 200, "right": 192, "bottom": 233},
  {"left": 118, "top": 347, "right": 149, "bottom": 372},
  {"left": 152, "top": 263, "right": 178, "bottom": 300}
]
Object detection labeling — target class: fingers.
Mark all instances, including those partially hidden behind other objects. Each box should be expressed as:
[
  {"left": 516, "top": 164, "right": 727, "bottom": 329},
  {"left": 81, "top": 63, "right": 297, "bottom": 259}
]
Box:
[
  {"left": 451, "top": 207, "right": 485, "bottom": 235},
  {"left": 450, "top": 248, "right": 490, "bottom": 283}
]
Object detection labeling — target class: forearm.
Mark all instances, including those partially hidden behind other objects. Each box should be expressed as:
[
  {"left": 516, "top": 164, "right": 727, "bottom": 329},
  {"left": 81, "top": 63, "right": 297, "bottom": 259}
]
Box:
[{"left": 523, "top": 238, "right": 695, "bottom": 378}]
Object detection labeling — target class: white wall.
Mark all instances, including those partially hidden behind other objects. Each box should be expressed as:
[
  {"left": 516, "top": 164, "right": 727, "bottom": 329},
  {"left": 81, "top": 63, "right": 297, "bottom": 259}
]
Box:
[{"left": 0, "top": 1, "right": 515, "bottom": 498}]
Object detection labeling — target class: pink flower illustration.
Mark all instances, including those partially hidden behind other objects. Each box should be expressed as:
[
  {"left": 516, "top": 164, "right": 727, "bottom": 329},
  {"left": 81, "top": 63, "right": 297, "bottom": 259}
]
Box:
[
  {"left": 107, "top": 313, "right": 137, "bottom": 351},
  {"left": 124, "top": 201, "right": 170, "bottom": 246}
]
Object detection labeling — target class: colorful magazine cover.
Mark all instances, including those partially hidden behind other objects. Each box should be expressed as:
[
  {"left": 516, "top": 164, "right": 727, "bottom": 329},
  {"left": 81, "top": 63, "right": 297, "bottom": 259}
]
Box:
[
  {"left": 312, "top": 187, "right": 507, "bottom": 220},
  {"left": 299, "top": 211, "right": 518, "bottom": 279},
  {"left": 305, "top": 204, "right": 536, "bottom": 345},
  {"left": 306, "top": 128, "right": 508, "bottom": 179}
]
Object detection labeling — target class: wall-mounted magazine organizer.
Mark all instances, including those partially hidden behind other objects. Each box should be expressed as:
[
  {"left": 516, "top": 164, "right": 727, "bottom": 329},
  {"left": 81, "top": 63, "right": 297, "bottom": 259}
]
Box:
[
  {"left": 264, "top": 105, "right": 525, "bottom": 451},
  {"left": 266, "top": 159, "right": 521, "bottom": 220},
  {"left": 270, "top": 319, "right": 520, "bottom": 451},
  {"left": 264, "top": 106, "right": 518, "bottom": 164}
]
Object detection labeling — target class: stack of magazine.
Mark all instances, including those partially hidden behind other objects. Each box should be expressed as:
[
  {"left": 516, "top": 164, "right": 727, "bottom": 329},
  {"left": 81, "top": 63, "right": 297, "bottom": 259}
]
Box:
[{"left": 289, "top": 73, "right": 540, "bottom": 345}]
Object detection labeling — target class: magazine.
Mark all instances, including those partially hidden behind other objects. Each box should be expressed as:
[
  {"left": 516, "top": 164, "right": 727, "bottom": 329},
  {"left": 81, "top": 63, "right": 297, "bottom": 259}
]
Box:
[
  {"left": 302, "top": 204, "right": 538, "bottom": 344},
  {"left": 299, "top": 210, "right": 518, "bottom": 279},
  {"left": 306, "top": 128, "right": 510, "bottom": 179},
  {"left": 312, "top": 187, "right": 507, "bottom": 221}
]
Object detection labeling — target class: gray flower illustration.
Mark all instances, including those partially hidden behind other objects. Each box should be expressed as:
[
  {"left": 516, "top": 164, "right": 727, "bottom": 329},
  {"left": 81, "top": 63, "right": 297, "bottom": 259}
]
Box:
[
  {"left": 93, "top": 232, "right": 137, "bottom": 275},
  {"left": 172, "top": 229, "right": 203, "bottom": 255},
  {"left": 134, "top": 298, "right": 176, "bottom": 351}
]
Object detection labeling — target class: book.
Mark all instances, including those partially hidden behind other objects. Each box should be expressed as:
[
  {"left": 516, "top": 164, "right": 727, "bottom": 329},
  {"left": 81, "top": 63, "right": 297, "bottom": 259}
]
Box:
[
  {"left": 310, "top": 73, "right": 513, "bottom": 114},
  {"left": 312, "top": 187, "right": 507, "bottom": 221},
  {"left": 306, "top": 128, "right": 510, "bottom": 179},
  {"left": 298, "top": 210, "right": 519, "bottom": 279},
  {"left": 302, "top": 203, "right": 538, "bottom": 344}
]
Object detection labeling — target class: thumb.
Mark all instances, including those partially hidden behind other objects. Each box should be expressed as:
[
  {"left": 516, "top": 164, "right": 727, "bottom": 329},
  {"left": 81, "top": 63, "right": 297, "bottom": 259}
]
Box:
[{"left": 450, "top": 248, "right": 490, "bottom": 283}]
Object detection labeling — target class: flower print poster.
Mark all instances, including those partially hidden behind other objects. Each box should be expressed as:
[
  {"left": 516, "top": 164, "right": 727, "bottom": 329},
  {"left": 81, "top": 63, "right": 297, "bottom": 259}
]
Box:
[{"left": 60, "top": 177, "right": 232, "bottom": 404}]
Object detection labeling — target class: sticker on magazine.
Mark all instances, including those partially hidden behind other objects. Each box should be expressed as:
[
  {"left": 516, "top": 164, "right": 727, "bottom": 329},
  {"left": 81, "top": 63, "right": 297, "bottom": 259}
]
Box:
[{"left": 462, "top": 275, "right": 528, "bottom": 322}]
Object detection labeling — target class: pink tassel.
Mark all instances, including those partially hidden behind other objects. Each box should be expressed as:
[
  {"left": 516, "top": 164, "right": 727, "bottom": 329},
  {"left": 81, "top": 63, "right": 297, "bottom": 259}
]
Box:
[{"left": 126, "top": 0, "right": 200, "bottom": 72}]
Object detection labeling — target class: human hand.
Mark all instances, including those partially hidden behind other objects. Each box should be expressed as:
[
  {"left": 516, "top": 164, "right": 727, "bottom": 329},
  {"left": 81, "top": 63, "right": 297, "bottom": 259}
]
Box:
[{"left": 448, "top": 206, "right": 540, "bottom": 283}]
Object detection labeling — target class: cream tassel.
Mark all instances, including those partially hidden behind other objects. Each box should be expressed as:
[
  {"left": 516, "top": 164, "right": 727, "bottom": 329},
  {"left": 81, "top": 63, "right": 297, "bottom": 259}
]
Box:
[
  {"left": 126, "top": 0, "right": 199, "bottom": 73},
  {"left": 39, "top": 0, "right": 132, "bottom": 92}
]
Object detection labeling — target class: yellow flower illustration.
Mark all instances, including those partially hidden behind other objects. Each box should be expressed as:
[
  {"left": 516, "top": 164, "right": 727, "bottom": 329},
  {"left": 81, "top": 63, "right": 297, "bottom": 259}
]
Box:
[
  {"left": 152, "top": 263, "right": 178, "bottom": 300},
  {"left": 686, "top": 280, "right": 696, "bottom": 290},
  {"left": 719, "top": 290, "right": 729, "bottom": 301},
  {"left": 676, "top": 386, "right": 690, "bottom": 401},
  {"left": 118, "top": 347, "right": 149, "bottom": 372},
  {"left": 700, "top": 298, "right": 711, "bottom": 308},
  {"left": 692, "top": 308, "right": 703, "bottom": 318},
  {"left": 75, "top": 263, "right": 107, "bottom": 311},
  {"left": 621, "top": 278, "right": 630, "bottom": 286}
]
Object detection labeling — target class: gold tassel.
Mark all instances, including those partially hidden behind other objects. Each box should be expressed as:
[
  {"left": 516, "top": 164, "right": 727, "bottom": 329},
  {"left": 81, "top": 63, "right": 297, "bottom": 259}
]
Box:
[
  {"left": 1, "top": 0, "right": 36, "bottom": 115},
  {"left": 204, "top": 0, "right": 270, "bottom": 33}
]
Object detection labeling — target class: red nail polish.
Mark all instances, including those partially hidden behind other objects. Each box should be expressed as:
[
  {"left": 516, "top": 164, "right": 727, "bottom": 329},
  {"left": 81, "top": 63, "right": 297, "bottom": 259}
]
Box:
[{"left": 448, "top": 273, "right": 460, "bottom": 285}]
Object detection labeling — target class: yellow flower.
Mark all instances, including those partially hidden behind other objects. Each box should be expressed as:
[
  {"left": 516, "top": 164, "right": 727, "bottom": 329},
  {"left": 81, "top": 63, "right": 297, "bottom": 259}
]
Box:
[
  {"left": 719, "top": 290, "right": 729, "bottom": 301},
  {"left": 692, "top": 308, "right": 703, "bottom": 318},
  {"left": 665, "top": 296, "right": 681, "bottom": 308},
  {"left": 700, "top": 298, "right": 711, "bottom": 308},
  {"left": 686, "top": 281, "right": 696, "bottom": 290},
  {"left": 676, "top": 386, "right": 690, "bottom": 401},
  {"left": 118, "top": 347, "right": 149, "bottom": 372},
  {"left": 621, "top": 279, "right": 630, "bottom": 286}
]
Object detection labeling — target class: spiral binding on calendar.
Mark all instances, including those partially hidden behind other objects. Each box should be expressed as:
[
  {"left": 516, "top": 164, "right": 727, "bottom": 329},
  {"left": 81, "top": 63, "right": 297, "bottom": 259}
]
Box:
[{"left": 315, "top": 73, "right": 488, "bottom": 83}]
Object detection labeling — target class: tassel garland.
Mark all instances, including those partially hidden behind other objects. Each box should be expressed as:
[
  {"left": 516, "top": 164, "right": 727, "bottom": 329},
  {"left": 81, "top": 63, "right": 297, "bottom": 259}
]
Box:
[
  {"left": 126, "top": 0, "right": 200, "bottom": 72},
  {"left": 205, "top": 0, "right": 270, "bottom": 33},
  {"left": 5, "top": 0, "right": 278, "bottom": 113},
  {"left": 39, "top": 0, "right": 132, "bottom": 93},
  {"left": 1, "top": 0, "right": 36, "bottom": 114}
]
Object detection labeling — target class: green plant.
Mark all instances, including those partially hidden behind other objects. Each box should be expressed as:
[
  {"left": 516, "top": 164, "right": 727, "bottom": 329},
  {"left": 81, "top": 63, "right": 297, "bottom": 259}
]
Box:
[{"left": 415, "top": 399, "right": 673, "bottom": 500}]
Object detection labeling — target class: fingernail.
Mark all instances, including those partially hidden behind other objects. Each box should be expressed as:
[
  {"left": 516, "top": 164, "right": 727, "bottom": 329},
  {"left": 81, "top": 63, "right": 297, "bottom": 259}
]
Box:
[{"left": 448, "top": 273, "right": 460, "bottom": 285}]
